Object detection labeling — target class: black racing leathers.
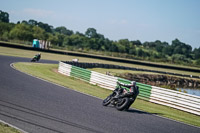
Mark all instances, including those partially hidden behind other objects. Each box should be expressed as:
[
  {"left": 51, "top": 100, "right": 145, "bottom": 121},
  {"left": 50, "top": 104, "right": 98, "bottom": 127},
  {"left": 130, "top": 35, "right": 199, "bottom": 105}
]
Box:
[{"left": 117, "top": 81, "right": 139, "bottom": 98}]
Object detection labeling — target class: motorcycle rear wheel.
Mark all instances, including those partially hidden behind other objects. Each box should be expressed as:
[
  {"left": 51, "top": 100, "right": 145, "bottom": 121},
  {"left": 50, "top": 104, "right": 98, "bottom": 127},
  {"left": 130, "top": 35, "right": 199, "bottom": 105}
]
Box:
[
  {"left": 124, "top": 98, "right": 135, "bottom": 110},
  {"left": 116, "top": 97, "right": 130, "bottom": 111}
]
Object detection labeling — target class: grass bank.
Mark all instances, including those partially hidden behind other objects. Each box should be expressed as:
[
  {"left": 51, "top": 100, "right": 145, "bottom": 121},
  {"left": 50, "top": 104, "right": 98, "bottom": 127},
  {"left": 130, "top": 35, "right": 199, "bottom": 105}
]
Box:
[
  {"left": 0, "top": 122, "right": 22, "bottom": 133},
  {"left": 13, "top": 62, "right": 200, "bottom": 127}
]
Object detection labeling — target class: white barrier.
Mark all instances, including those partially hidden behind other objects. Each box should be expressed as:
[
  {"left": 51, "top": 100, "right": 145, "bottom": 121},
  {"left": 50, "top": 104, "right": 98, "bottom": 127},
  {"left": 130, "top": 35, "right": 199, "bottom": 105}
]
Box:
[
  {"left": 58, "top": 61, "right": 200, "bottom": 115},
  {"left": 90, "top": 71, "right": 118, "bottom": 90},
  {"left": 150, "top": 86, "right": 200, "bottom": 115},
  {"left": 58, "top": 62, "right": 72, "bottom": 76}
]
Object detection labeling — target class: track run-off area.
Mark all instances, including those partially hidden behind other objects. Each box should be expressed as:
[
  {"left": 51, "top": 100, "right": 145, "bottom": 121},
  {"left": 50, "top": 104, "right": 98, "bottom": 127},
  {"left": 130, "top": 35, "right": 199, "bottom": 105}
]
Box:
[{"left": 0, "top": 55, "right": 199, "bottom": 133}]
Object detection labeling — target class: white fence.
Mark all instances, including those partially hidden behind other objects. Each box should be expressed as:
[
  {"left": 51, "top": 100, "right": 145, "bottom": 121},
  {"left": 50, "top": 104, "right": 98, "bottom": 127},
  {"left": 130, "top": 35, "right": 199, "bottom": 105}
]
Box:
[
  {"left": 58, "top": 61, "right": 200, "bottom": 116},
  {"left": 150, "top": 86, "right": 200, "bottom": 115},
  {"left": 90, "top": 71, "right": 118, "bottom": 90}
]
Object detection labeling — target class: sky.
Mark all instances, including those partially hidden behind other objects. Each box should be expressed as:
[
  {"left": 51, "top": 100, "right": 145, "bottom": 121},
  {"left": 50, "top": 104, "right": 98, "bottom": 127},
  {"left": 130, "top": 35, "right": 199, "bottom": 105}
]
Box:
[{"left": 1, "top": 0, "right": 200, "bottom": 49}]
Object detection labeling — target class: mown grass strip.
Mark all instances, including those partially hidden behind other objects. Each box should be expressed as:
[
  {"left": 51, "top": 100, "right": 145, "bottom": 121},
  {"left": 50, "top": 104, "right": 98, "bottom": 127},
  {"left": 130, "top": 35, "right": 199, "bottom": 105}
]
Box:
[
  {"left": 0, "top": 122, "right": 22, "bottom": 133},
  {"left": 14, "top": 63, "right": 200, "bottom": 127}
]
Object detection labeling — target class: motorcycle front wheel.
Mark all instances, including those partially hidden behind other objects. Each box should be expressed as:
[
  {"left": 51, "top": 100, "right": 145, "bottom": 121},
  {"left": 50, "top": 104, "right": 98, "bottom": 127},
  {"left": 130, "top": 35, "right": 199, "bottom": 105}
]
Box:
[
  {"left": 115, "top": 97, "right": 130, "bottom": 111},
  {"left": 102, "top": 94, "right": 112, "bottom": 106}
]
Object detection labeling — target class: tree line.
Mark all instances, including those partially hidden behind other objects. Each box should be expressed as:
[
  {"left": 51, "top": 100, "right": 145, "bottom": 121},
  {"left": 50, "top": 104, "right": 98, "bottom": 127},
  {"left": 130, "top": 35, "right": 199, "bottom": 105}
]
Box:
[{"left": 0, "top": 10, "right": 200, "bottom": 66}]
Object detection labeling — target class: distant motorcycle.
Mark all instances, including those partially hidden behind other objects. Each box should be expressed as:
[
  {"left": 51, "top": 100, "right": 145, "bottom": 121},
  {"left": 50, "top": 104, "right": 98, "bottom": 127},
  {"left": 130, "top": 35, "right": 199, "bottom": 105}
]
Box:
[
  {"left": 31, "top": 53, "right": 41, "bottom": 62},
  {"left": 102, "top": 81, "right": 139, "bottom": 111}
]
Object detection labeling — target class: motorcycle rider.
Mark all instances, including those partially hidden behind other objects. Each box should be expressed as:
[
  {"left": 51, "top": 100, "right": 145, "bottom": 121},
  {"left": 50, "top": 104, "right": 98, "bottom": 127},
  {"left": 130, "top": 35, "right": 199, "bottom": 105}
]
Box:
[
  {"left": 102, "top": 81, "right": 139, "bottom": 110},
  {"left": 35, "top": 53, "right": 41, "bottom": 61},
  {"left": 115, "top": 81, "right": 139, "bottom": 99}
]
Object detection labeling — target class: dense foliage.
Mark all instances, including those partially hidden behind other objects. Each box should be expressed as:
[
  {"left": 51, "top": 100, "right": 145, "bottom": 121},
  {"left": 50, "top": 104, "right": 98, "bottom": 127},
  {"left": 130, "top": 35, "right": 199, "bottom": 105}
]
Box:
[{"left": 0, "top": 10, "right": 200, "bottom": 66}]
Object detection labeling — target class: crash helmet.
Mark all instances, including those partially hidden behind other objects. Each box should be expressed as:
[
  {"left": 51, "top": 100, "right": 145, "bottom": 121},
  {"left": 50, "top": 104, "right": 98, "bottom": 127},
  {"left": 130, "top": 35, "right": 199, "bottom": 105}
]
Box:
[{"left": 131, "top": 81, "right": 136, "bottom": 86}]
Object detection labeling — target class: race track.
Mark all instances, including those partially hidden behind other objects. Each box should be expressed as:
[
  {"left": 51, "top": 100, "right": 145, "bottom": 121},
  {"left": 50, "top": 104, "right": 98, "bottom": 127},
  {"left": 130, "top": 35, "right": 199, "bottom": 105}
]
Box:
[{"left": 0, "top": 55, "right": 199, "bottom": 133}]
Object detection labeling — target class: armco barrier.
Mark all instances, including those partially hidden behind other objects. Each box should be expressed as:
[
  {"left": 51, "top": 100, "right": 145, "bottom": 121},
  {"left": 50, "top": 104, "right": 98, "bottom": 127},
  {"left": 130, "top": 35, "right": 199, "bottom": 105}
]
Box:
[{"left": 58, "top": 61, "right": 200, "bottom": 115}]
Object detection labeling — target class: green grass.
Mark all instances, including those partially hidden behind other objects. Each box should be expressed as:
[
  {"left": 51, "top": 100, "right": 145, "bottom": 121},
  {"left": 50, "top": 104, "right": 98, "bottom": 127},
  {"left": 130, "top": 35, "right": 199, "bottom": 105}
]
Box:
[
  {"left": 0, "top": 46, "right": 200, "bottom": 77},
  {"left": 14, "top": 62, "right": 200, "bottom": 127},
  {"left": 0, "top": 122, "right": 22, "bottom": 133}
]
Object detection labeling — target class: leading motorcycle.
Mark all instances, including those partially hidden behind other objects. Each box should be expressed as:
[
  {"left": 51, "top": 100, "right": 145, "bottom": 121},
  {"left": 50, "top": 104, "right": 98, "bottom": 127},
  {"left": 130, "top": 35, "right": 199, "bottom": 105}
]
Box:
[
  {"left": 102, "top": 81, "right": 139, "bottom": 111},
  {"left": 31, "top": 53, "right": 41, "bottom": 62}
]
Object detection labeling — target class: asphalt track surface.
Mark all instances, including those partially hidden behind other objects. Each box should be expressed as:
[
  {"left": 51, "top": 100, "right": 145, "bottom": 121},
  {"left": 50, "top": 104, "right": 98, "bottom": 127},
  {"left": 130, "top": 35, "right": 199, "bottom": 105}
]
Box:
[{"left": 0, "top": 55, "right": 199, "bottom": 133}]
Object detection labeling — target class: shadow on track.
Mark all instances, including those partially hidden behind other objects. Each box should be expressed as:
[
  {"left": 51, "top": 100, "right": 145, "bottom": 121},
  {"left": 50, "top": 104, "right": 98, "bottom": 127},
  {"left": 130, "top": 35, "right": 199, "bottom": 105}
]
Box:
[
  {"left": 126, "top": 108, "right": 162, "bottom": 115},
  {"left": 105, "top": 105, "right": 162, "bottom": 115}
]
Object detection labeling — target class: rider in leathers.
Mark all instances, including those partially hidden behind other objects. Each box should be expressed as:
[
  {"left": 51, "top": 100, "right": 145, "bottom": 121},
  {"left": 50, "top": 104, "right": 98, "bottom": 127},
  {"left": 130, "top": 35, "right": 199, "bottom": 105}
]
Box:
[{"left": 116, "top": 81, "right": 139, "bottom": 100}]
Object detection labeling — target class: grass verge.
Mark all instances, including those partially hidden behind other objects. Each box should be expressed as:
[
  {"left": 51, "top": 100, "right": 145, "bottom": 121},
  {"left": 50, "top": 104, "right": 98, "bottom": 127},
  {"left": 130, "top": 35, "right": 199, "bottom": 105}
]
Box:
[
  {"left": 0, "top": 122, "right": 22, "bottom": 133},
  {"left": 13, "top": 62, "right": 200, "bottom": 127}
]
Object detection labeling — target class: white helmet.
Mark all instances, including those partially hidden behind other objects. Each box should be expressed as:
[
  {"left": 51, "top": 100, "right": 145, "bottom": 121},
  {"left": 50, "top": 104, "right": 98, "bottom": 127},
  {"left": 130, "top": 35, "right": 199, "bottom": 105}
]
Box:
[{"left": 131, "top": 81, "right": 136, "bottom": 86}]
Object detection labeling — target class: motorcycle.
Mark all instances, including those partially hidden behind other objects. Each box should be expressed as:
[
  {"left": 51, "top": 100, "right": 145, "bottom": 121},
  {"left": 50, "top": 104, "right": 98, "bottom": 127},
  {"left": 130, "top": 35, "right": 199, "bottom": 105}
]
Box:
[
  {"left": 31, "top": 54, "right": 41, "bottom": 62},
  {"left": 102, "top": 82, "right": 139, "bottom": 111}
]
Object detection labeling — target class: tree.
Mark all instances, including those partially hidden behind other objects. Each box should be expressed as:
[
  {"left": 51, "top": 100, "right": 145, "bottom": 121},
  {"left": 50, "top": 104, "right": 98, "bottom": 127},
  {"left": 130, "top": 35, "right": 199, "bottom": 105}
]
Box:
[
  {"left": 0, "top": 10, "right": 9, "bottom": 23},
  {"left": 195, "top": 59, "right": 200, "bottom": 66},
  {"left": 110, "top": 41, "right": 118, "bottom": 52},
  {"left": 171, "top": 38, "right": 181, "bottom": 48},
  {"left": 155, "top": 40, "right": 168, "bottom": 52},
  {"left": 55, "top": 26, "right": 73, "bottom": 35},
  {"left": 85, "top": 28, "right": 98, "bottom": 38},
  {"left": 75, "top": 31, "right": 84, "bottom": 36},
  {"left": 21, "top": 20, "right": 28, "bottom": 25},
  {"left": 143, "top": 41, "right": 156, "bottom": 48},
  {"left": 193, "top": 47, "right": 200, "bottom": 59},
  {"left": 171, "top": 39, "right": 192, "bottom": 58},
  {"left": 9, "top": 23, "right": 33, "bottom": 41},
  {"left": 63, "top": 36, "right": 72, "bottom": 46},
  {"left": 32, "top": 26, "right": 46, "bottom": 40},
  {"left": 129, "top": 48, "right": 136, "bottom": 55},
  {"left": 118, "top": 39, "right": 130, "bottom": 53},
  {"left": 0, "top": 22, "right": 14, "bottom": 40},
  {"left": 116, "top": 42, "right": 126, "bottom": 53},
  {"left": 162, "top": 46, "right": 173, "bottom": 56},
  {"left": 130, "top": 40, "right": 142, "bottom": 46},
  {"left": 0, "top": 22, "right": 13, "bottom": 36},
  {"left": 47, "top": 33, "right": 58, "bottom": 45},
  {"left": 137, "top": 48, "right": 144, "bottom": 57},
  {"left": 28, "top": 19, "right": 38, "bottom": 26},
  {"left": 70, "top": 34, "right": 84, "bottom": 47},
  {"left": 97, "top": 33, "right": 105, "bottom": 39},
  {"left": 85, "top": 37, "right": 99, "bottom": 50},
  {"left": 55, "top": 33, "right": 65, "bottom": 46},
  {"left": 171, "top": 54, "right": 192, "bottom": 64},
  {"left": 37, "top": 22, "right": 53, "bottom": 33},
  {"left": 103, "top": 38, "right": 112, "bottom": 51},
  {"left": 118, "top": 39, "right": 129, "bottom": 46}
]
